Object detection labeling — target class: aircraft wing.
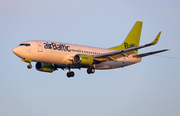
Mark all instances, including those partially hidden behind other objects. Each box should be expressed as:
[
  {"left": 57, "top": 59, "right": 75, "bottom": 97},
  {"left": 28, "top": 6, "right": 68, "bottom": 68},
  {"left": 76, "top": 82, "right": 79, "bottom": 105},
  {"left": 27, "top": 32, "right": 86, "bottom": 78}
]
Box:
[
  {"left": 93, "top": 32, "right": 163, "bottom": 62},
  {"left": 133, "top": 49, "right": 169, "bottom": 58}
]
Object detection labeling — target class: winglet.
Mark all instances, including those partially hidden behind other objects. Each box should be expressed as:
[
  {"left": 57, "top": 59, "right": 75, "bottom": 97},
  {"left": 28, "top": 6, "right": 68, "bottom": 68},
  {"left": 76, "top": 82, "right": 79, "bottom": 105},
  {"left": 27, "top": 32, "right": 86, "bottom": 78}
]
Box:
[{"left": 150, "top": 31, "right": 161, "bottom": 45}]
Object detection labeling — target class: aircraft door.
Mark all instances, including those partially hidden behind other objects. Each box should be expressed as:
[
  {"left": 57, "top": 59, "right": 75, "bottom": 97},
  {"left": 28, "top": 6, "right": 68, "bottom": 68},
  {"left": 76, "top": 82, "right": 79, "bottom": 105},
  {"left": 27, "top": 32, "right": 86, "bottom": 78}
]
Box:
[{"left": 36, "top": 41, "right": 43, "bottom": 52}]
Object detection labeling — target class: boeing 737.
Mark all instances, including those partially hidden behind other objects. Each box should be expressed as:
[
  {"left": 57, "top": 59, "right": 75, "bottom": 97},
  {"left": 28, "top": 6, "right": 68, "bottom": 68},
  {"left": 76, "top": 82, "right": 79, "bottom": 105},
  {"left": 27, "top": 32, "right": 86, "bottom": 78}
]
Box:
[{"left": 12, "top": 21, "right": 169, "bottom": 77}]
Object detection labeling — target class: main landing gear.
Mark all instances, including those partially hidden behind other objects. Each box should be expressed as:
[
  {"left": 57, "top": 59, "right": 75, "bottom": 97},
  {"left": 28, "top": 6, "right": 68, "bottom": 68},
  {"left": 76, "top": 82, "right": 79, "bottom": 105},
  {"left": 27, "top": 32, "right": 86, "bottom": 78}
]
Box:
[
  {"left": 87, "top": 68, "right": 95, "bottom": 74},
  {"left": 27, "top": 63, "right": 32, "bottom": 69},
  {"left": 66, "top": 68, "right": 95, "bottom": 78},
  {"left": 67, "top": 68, "right": 75, "bottom": 78}
]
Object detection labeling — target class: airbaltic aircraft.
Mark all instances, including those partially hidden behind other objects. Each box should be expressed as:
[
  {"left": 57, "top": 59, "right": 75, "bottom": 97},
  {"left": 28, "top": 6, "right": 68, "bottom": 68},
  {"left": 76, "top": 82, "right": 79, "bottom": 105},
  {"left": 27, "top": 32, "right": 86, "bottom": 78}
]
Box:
[{"left": 13, "top": 21, "right": 169, "bottom": 77}]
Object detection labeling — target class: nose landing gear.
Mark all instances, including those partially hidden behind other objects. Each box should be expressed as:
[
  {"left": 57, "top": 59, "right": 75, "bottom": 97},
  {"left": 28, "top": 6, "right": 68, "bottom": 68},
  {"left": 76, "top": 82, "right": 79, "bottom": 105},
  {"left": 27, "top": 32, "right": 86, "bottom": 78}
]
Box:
[
  {"left": 27, "top": 63, "right": 32, "bottom": 69},
  {"left": 22, "top": 58, "right": 32, "bottom": 69}
]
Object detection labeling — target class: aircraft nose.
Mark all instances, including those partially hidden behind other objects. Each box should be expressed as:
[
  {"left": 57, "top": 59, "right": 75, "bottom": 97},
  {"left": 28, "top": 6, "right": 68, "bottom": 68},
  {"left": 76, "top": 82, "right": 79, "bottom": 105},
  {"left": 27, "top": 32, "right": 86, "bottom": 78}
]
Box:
[
  {"left": 12, "top": 47, "right": 21, "bottom": 56},
  {"left": 13, "top": 46, "right": 25, "bottom": 58},
  {"left": 12, "top": 47, "right": 18, "bottom": 55}
]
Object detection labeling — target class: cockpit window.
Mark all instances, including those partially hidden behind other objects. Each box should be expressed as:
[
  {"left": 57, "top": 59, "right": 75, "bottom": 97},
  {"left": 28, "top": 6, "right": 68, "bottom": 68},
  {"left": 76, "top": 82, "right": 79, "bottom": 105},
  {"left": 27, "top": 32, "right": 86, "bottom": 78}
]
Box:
[{"left": 19, "top": 43, "right": 31, "bottom": 46}]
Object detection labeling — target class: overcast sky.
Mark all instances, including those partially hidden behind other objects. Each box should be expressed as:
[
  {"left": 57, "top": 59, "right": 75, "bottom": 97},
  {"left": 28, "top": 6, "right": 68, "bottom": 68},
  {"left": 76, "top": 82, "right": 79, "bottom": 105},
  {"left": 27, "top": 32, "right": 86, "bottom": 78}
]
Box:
[{"left": 0, "top": 0, "right": 180, "bottom": 116}]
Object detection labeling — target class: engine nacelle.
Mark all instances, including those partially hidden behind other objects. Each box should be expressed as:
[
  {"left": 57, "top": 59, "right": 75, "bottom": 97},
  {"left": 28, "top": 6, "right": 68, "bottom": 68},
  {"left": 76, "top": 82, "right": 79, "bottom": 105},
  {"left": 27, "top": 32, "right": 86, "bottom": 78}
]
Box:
[
  {"left": 36, "top": 62, "right": 55, "bottom": 73},
  {"left": 73, "top": 54, "right": 93, "bottom": 66}
]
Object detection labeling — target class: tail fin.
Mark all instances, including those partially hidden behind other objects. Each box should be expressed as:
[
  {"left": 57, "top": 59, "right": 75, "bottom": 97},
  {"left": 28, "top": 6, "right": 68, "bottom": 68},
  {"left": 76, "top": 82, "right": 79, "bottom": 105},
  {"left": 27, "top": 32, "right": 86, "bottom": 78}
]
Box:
[{"left": 109, "top": 21, "right": 143, "bottom": 54}]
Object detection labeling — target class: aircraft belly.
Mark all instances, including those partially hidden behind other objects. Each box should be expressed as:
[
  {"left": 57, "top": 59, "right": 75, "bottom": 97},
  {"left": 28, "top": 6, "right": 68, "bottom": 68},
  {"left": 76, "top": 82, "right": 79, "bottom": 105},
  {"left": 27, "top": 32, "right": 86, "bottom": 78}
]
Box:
[{"left": 95, "top": 61, "right": 124, "bottom": 69}]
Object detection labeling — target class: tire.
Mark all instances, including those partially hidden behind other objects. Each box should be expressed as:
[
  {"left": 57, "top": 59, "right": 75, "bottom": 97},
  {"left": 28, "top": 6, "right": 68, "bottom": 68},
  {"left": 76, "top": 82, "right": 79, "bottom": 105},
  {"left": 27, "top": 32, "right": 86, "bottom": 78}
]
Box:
[
  {"left": 67, "top": 72, "right": 71, "bottom": 78},
  {"left": 87, "top": 69, "right": 91, "bottom": 74},
  {"left": 70, "top": 72, "right": 75, "bottom": 77},
  {"left": 27, "top": 65, "right": 32, "bottom": 69}
]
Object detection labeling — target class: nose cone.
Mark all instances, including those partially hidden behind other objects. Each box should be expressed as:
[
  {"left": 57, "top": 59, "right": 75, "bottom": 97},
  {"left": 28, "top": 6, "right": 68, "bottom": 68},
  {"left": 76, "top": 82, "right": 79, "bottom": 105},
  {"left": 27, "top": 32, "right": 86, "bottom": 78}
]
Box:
[
  {"left": 12, "top": 47, "right": 18, "bottom": 55},
  {"left": 12, "top": 46, "right": 22, "bottom": 57}
]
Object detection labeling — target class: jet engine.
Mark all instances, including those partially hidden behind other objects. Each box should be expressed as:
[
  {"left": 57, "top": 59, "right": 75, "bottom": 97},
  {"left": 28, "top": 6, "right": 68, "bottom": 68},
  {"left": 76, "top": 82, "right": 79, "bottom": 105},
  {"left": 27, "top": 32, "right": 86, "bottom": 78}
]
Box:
[
  {"left": 36, "top": 62, "right": 55, "bottom": 73},
  {"left": 73, "top": 54, "right": 93, "bottom": 66}
]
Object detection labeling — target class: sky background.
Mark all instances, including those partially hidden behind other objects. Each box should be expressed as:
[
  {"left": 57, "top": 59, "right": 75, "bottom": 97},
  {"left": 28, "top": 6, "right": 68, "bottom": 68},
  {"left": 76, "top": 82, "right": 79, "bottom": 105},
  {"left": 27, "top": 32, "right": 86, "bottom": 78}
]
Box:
[{"left": 0, "top": 0, "right": 180, "bottom": 116}]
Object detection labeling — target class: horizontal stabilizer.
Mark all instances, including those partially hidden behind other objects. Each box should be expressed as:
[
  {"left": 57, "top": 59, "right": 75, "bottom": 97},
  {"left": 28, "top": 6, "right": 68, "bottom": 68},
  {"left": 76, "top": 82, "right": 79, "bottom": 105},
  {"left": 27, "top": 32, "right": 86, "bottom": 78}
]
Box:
[{"left": 134, "top": 49, "right": 169, "bottom": 58}]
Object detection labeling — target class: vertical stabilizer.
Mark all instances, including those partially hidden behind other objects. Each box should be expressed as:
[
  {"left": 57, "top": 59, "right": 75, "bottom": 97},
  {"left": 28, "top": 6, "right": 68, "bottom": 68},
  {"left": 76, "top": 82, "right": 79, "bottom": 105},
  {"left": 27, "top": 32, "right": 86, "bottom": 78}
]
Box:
[{"left": 109, "top": 21, "right": 143, "bottom": 54}]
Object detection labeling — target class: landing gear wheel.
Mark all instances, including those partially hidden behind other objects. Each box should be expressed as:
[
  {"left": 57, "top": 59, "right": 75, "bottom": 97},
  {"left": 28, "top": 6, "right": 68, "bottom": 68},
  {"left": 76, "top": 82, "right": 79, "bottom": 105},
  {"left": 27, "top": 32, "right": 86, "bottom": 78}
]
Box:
[
  {"left": 67, "top": 71, "right": 75, "bottom": 78},
  {"left": 67, "top": 72, "right": 71, "bottom": 78},
  {"left": 87, "top": 68, "right": 91, "bottom": 74},
  {"left": 27, "top": 64, "right": 32, "bottom": 69},
  {"left": 87, "top": 68, "right": 95, "bottom": 74},
  {"left": 70, "top": 72, "right": 75, "bottom": 77}
]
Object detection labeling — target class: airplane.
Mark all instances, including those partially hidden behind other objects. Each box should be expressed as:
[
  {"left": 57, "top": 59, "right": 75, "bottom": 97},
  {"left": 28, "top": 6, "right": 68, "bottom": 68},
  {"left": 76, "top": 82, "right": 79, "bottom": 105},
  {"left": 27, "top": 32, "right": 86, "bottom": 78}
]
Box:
[{"left": 12, "top": 21, "right": 169, "bottom": 78}]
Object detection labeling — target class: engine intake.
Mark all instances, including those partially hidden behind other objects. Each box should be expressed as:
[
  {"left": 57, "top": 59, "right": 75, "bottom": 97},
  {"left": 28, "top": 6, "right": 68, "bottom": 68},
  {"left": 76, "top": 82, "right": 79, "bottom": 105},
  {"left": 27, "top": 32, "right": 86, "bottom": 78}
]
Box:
[
  {"left": 36, "top": 62, "right": 55, "bottom": 73},
  {"left": 73, "top": 54, "right": 93, "bottom": 66}
]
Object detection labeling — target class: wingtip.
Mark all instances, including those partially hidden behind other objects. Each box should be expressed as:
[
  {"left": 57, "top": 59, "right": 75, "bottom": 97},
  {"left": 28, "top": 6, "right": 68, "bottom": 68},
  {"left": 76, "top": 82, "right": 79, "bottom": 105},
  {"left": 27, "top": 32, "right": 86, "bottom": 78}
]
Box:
[{"left": 150, "top": 31, "right": 161, "bottom": 45}]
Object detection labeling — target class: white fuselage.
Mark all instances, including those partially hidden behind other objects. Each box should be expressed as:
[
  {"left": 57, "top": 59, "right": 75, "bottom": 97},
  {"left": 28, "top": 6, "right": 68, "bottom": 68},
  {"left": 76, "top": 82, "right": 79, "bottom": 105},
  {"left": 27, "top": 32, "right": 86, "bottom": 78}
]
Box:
[{"left": 13, "top": 40, "right": 141, "bottom": 69}]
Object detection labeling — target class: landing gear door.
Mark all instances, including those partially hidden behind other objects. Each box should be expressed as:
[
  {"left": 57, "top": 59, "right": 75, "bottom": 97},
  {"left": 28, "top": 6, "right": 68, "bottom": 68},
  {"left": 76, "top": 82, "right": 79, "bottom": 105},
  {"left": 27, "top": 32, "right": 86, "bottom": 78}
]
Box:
[{"left": 36, "top": 41, "right": 43, "bottom": 52}]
